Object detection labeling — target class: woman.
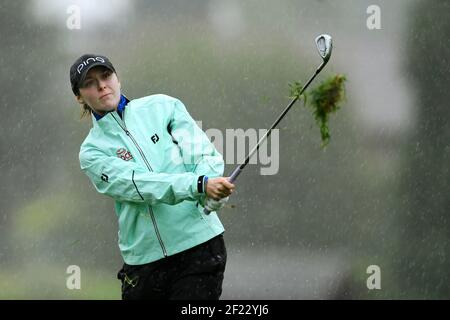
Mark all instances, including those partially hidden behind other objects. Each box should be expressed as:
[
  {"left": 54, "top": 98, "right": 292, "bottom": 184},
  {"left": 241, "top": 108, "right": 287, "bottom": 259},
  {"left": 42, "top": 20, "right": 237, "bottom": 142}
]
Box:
[{"left": 70, "top": 54, "right": 235, "bottom": 299}]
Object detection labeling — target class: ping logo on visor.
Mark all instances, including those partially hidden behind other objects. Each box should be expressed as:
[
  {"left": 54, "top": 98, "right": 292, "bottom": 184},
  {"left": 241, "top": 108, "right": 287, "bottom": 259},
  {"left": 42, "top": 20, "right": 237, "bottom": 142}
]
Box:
[{"left": 77, "top": 56, "right": 106, "bottom": 74}]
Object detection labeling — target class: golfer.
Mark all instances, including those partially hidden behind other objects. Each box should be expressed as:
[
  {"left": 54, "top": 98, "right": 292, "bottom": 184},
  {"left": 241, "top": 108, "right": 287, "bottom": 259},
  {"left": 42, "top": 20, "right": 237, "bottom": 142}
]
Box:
[{"left": 70, "top": 54, "right": 235, "bottom": 300}]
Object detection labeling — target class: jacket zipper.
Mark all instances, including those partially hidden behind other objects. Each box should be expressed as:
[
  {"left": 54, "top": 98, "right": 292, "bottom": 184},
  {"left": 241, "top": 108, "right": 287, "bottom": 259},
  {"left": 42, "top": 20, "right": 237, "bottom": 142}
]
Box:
[{"left": 111, "top": 113, "right": 167, "bottom": 257}]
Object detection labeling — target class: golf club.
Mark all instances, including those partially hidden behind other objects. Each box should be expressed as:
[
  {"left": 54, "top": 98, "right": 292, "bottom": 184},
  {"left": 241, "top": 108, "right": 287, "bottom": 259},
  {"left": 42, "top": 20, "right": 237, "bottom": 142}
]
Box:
[{"left": 205, "top": 34, "right": 333, "bottom": 215}]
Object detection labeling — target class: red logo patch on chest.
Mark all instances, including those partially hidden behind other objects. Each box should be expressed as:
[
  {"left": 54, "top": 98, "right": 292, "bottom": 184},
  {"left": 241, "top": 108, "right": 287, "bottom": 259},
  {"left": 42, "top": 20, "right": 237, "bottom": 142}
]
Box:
[{"left": 116, "top": 148, "right": 133, "bottom": 161}]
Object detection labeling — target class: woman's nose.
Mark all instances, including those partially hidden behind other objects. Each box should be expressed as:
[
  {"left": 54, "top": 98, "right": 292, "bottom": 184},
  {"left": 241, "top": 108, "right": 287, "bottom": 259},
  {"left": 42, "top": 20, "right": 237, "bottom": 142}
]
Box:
[{"left": 97, "top": 80, "right": 107, "bottom": 90}]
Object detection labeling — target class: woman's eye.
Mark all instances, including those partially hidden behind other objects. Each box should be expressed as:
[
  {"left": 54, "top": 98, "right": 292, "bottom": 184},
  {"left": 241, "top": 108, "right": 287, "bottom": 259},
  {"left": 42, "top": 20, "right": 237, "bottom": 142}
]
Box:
[
  {"left": 102, "top": 71, "right": 112, "bottom": 79},
  {"left": 82, "top": 80, "right": 94, "bottom": 87}
]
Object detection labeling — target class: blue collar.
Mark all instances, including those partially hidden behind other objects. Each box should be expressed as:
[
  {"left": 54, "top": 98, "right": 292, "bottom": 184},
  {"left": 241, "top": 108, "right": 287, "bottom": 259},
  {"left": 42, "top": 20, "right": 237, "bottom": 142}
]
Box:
[{"left": 93, "top": 94, "right": 129, "bottom": 121}]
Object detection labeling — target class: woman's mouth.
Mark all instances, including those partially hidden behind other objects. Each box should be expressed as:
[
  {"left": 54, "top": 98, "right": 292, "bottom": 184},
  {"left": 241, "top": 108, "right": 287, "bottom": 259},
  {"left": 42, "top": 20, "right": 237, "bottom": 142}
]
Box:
[{"left": 100, "top": 93, "right": 112, "bottom": 99}]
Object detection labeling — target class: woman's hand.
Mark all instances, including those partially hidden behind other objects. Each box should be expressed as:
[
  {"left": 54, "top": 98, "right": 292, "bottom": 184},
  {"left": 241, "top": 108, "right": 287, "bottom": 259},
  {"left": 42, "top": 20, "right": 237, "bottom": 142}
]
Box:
[
  {"left": 204, "top": 196, "right": 229, "bottom": 212},
  {"left": 205, "top": 177, "right": 235, "bottom": 200}
]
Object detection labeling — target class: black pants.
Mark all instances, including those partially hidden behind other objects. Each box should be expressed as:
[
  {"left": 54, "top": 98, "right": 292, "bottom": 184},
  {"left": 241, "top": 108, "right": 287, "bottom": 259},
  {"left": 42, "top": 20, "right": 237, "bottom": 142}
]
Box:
[{"left": 117, "top": 235, "right": 227, "bottom": 300}]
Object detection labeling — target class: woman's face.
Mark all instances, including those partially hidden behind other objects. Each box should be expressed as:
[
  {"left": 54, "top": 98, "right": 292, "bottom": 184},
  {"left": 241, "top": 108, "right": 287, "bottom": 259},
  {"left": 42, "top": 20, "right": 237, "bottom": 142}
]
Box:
[{"left": 77, "top": 66, "right": 121, "bottom": 115}]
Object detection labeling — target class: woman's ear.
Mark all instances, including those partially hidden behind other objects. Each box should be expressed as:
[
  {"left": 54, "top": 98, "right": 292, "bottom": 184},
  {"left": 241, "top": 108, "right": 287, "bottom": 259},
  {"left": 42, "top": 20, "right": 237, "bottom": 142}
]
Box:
[{"left": 76, "top": 95, "right": 84, "bottom": 105}]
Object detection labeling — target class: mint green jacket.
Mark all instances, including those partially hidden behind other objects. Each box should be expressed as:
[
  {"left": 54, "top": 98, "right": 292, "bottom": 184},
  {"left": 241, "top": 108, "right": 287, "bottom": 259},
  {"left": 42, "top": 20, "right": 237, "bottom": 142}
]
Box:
[{"left": 79, "top": 94, "right": 225, "bottom": 265}]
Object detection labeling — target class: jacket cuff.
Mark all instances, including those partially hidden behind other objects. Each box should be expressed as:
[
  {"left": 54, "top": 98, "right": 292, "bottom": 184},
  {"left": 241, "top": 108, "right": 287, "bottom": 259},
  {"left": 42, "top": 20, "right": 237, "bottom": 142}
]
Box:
[{"left": 197, "top": 175, "right": 208, "bottom": 193}]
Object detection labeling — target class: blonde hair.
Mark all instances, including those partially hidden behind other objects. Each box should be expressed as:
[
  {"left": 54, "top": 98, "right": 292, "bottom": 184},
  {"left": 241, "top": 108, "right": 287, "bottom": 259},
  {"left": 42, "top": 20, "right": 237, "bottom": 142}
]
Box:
[{"left": 80, "top": 103, "right": 92, "bottom": 119}]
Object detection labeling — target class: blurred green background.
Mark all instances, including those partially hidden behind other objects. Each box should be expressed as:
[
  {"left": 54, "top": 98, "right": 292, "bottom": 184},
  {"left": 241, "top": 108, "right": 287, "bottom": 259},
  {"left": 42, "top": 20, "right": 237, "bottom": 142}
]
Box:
[{"left": 0, "top": 0, "right": 448, "bottom": 299}]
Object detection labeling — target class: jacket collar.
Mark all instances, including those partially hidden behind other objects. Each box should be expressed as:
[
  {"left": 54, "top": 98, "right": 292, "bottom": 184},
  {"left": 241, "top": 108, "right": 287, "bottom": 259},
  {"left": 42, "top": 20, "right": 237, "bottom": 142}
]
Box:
[
  {"left": 92, "top": 94, "right": 129, "bottom": 121},
  {"left": 91, "top": 94, "right": 130, "bottom": 130}
]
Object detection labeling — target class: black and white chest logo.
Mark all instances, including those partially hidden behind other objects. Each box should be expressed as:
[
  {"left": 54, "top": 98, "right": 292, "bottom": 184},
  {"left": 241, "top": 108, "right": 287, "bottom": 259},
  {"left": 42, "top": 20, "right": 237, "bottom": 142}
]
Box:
[
  {"left": 151, "top": 133, "right": 159, "bottom": 144},
  {"left": 101, "top": 173, "right": 109, "bottom": 182}
]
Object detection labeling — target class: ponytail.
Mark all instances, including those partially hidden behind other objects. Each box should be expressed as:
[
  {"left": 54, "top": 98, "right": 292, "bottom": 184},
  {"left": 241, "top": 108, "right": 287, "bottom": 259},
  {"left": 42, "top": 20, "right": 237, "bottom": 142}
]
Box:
[{"left": 80, "top": 103, "right": 92, "bottom": 119}]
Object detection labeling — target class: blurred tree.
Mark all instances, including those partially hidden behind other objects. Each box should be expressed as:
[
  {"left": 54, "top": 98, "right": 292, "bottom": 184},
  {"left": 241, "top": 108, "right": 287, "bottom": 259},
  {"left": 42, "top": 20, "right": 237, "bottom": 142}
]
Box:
[
  {"left": 0, "top": 1, "right": 59, "bottom": 265},
  {"left": 0, "top": 2, "right": 59, "bottom": 200},
  {"left": 0, "top": 2, "right": 117, "bottom": 271},
  {"left": 396, "top": 0, "right": 450, "bottom": 298}
]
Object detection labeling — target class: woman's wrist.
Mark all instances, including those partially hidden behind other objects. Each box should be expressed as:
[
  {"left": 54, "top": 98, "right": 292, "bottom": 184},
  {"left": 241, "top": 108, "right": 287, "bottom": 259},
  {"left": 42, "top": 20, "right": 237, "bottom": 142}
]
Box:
[
  {"left": 203, "top": 176, "right": 209, "bottom": 194},
  {"left": 197, "top": 175, "right": 209, "bottom": 194}
]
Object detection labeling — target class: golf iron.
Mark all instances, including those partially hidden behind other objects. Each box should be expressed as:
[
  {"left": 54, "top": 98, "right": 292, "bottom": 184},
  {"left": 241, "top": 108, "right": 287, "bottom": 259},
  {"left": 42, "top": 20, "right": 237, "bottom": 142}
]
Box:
[{"left": 205, "top": 34, "right": 333, "bottom": 215}]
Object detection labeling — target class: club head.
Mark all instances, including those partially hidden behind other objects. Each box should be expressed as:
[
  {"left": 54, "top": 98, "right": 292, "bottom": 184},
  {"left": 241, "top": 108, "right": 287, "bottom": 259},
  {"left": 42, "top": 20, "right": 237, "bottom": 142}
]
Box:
[{"left": 315, "top": 34, "right": 332, "bottom": 62}]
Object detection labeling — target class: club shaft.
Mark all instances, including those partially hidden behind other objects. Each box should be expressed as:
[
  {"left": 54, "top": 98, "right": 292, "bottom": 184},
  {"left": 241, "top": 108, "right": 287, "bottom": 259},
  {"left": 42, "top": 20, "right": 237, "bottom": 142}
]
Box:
[
  {"left": 232, "top": 61, "right": 325, "bottom": 178},
  {"left": 204, "top": 61, "right": 327, "bottom": 214}
]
